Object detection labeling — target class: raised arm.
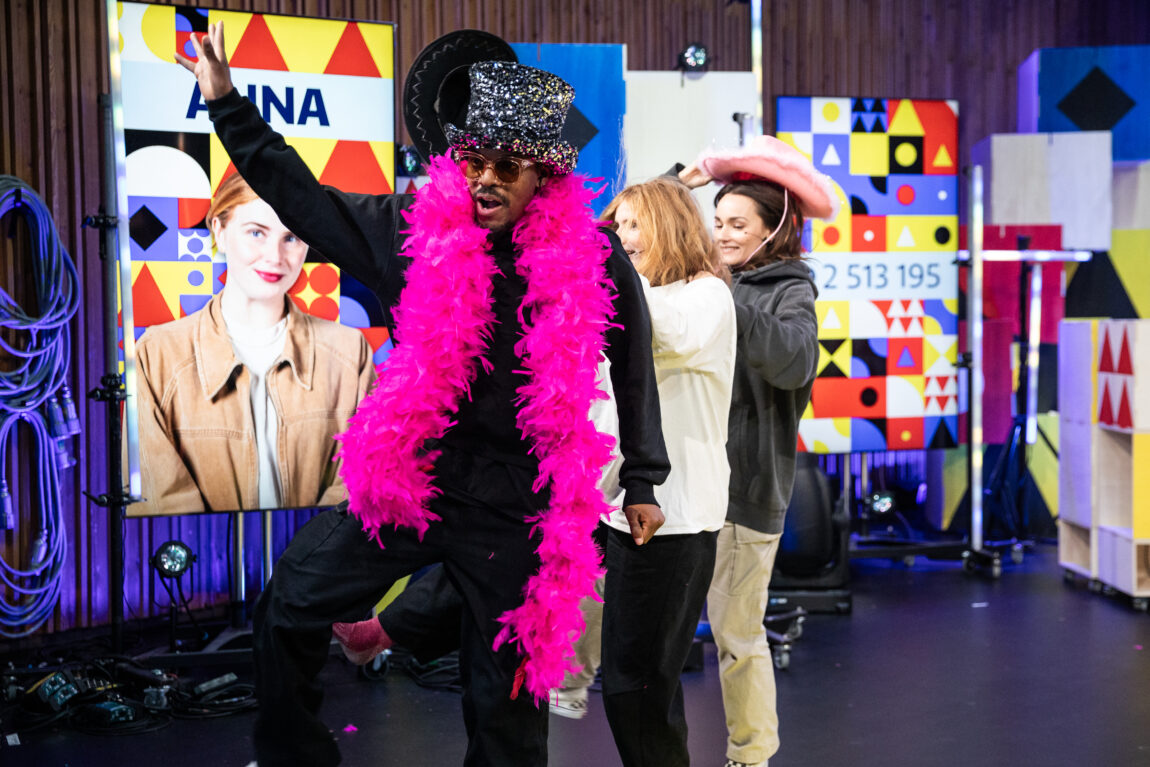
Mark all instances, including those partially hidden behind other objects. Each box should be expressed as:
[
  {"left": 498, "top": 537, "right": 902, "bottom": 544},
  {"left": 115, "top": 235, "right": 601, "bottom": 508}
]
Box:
[
  {"left": 644, "top": 275, "right": 733, "bottom": 372},
  {"left": 176, "top": 21, "right": 409, "bottom": 298},
  {"left": 736, "top": 279, "right": 819, "bottom": 391}
]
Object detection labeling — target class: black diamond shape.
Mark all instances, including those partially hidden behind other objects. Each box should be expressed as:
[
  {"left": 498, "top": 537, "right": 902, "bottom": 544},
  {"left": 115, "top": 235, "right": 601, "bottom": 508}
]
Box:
[
  {"left": 560, "top": 104, "right": 599, "bottom": 152},
  {"left": 130, "top": 204, "right": 168, "bottom": 251},
  {"left": 1057, "top": 66, "right": 1135, "bottom": 131}
]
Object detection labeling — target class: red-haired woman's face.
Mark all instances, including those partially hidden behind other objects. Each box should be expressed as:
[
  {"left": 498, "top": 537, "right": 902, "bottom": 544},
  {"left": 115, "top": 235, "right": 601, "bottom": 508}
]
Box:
[
  {"left": 212, "top": 198, "right": 308, "bottom": 304},
  {"left": 612, "top": 200, "right": 647, "bottom": 267}
]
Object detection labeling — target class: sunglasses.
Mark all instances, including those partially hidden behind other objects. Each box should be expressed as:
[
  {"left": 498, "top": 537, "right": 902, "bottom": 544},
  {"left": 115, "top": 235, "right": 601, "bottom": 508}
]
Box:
[{"left": 454, "top": 150, "right": 537, "bottom": 184}]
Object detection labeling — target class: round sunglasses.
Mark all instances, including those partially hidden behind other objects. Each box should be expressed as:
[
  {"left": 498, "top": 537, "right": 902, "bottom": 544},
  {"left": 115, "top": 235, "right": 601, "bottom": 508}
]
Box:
[{"left": 454, "top": 150, "right": 537, "bottom": 184}]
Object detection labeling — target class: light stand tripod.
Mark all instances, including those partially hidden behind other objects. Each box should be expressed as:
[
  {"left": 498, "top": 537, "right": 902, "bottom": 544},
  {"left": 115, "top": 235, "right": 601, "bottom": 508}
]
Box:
[{"left": 960, "top": 165, "right": 1092, "bottom": 578}]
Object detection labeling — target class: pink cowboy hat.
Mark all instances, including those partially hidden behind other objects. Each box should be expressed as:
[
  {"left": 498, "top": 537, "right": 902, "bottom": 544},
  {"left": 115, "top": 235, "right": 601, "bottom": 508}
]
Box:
[{"left": 696, "top": 135, "right": 840, "bottom": 221}]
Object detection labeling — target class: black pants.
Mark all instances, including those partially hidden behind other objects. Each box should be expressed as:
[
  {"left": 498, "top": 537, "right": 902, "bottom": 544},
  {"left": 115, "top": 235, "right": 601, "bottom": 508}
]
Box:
[
  {"left": 601, "top": 525, "right": 717, "bottom": 767},
  {"left": 252, "top": 450, "right": 549, "bottom": 767},
  {"left": 379, "top": 523, "right": 717, "bottom": 767}
]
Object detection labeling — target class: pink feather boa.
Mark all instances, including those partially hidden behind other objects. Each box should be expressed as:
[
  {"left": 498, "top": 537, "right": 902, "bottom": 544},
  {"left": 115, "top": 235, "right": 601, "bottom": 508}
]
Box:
[{"left": 336, "top": 155, "right": 617, "bottom": 701}]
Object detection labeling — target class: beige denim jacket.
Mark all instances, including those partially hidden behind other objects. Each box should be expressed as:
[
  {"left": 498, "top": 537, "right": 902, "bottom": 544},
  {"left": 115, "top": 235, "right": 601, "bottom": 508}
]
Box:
[{"left": 128, "top": 292, "right": 376, "bottom": 516}]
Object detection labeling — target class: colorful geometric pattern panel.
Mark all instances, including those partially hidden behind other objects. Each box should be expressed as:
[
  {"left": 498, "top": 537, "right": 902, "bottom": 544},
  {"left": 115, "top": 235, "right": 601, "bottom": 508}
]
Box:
[
  {"left": 510, "top": 43, "right": 624, "bottom": 215},
  {"left": 780, "top": 94, "right": 962, "bottom": 454},
  {"left": 1097, "top": 319, "right": 1150, "bottom": 433},
  {"left": 1018, "top": 45, "right": 1150, "bottom": 162},
  {"left": 118, "top": 2, "right": 395, "bottom": 367}
]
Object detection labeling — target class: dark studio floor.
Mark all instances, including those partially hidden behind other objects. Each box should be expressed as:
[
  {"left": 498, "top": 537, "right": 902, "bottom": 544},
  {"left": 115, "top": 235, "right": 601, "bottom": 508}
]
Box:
[{"left": 3, "top": 542, "right": 1149, "bottom": 767}]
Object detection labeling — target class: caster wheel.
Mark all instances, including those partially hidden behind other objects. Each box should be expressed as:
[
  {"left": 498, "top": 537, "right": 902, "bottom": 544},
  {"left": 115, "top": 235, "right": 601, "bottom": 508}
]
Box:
[
  {"left": 902, "top": 555, "right": 916, "bottom": 567},
  {"left": 990, "top": 560, "right": 1003, "bottom": 579},
  {"left": 358, "top": 650, "right": 391, "bottom": 681},
  {"left": 1063, "top": 569, "right": 1075, "bottom": 583},
  {"left": 1011, "top": 546, "right": 1024, "bottom": 565},
  {"left": 773, "top": 650, "right": 790, "bottom": 671},
  {"left": 1133, "top": 598, "right": 1149, "bottom": 612},
  {"left": 962, "top": 555, "right": 976, "bottom": 574},
  {"left": 784, "top": 617, "right": 804, "bottom": 641},
  {"left": 1088, "top": 580, "right": 1103, "bottom": 594}
]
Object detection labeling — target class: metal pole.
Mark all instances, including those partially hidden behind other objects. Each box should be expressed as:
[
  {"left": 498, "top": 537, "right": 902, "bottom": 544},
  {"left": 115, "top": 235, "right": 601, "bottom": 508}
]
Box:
[
  {"left": 262, "top": 510, "right": 274, "bottom": 585},
  {"left": 969, "top": 166, "right": 985, "bottom": 553}
]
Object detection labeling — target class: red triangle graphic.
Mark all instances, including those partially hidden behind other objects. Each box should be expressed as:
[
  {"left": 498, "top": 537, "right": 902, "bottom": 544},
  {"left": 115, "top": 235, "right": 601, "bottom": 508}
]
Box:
[
  {"left": 358, "top": 327, "right": 392, "bottom": 353},
  {"left": 1098, "top": 378, "right": 1114, "bottom": 424},
  {"left": 939, "top": 396, "right": 952, "bottom": 411},
  {"left": 1099, "top": 327, "right": 1115, "bottom": 373},
  {"left": 131, "top": 265, "right": 176, "bottom": 327},
  {"left": 216, "top": 162, "right": 239, "bottom": 195},
  {"left": 178, "top": 198, "right": 211, "bottom": 229},
  {"left": 229, "top": 15, "right": 288, "bottom": 71},
  {"left": 873, "top": 299, "right": 893, "bottom": 317},
  {"left": 1117, "top": 328, "right": 1134, "bottom": 375},
  {"left": 1117, "top": 380, "right": 1134, "bottom": 429},
  {"left": 324, "top": 22, "right": 381, "bottom": 77},
  {"left": 796, "top": 433, "right": 807, "bottom": 452},
  {"left": 319, "top": 141, "right": 392, "bottom": 194}
]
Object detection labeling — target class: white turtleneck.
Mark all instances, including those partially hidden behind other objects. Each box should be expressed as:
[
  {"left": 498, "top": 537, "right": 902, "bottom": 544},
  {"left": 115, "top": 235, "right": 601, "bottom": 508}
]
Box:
[{"left": 221, "top": 302, "right": 289, "bottom": 509}]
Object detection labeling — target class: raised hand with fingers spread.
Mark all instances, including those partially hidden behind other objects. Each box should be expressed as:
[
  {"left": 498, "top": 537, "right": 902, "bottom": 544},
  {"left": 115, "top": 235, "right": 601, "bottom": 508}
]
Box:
[{"left": 173, "top": 20, "right": 233, "bottom": 102}]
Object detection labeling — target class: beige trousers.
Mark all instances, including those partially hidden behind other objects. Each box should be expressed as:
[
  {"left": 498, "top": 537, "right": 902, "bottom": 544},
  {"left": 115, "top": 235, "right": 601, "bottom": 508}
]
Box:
[
  {"left": 562, "top": 574, "right": 605, "bottom": 691},
  {"left": 707, "top": 522, "right": 783, "bottom": 765}
]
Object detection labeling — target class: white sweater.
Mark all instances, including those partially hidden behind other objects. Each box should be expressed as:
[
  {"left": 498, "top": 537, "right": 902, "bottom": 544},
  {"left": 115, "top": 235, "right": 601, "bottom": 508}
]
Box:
[{"left": 605, "top": 274, "right": 736, "bottom": 536}]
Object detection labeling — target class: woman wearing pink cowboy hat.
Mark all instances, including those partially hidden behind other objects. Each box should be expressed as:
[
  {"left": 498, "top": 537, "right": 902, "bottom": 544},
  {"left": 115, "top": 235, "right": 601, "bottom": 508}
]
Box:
[{"left": 681, "top": 134, "right": 839, "bottom": 767}]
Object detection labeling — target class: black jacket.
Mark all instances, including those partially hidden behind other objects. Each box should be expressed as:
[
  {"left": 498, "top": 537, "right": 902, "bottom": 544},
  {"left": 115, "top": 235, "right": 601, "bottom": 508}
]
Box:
[
  {"left": 207, "top": 88, "right": 669, "bottom": 507},
  {"left": 726, "top": 260, "right": 819, "bottom": 534}
]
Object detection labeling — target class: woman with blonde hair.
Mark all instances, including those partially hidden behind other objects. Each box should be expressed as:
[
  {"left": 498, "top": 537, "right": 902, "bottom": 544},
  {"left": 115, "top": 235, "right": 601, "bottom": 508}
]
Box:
[{"left": 576, "top": 175, "right": 735, "bottom": 765}]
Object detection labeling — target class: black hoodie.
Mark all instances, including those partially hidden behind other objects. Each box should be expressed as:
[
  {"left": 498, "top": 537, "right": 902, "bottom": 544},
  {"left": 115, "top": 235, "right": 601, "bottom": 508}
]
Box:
[{"left": 726, "top": 259, "right": 819, "bottom": 534}]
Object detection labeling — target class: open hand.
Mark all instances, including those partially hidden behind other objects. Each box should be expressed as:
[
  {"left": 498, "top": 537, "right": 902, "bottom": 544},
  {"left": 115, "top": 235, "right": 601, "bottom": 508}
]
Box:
[
  {"left": 173, "top": 21, "right": 233, "bottom": 102},
  {"left": 623, "top": 503, "right": 665, "bottom": 545},
  {"left": 678, "top": 163, "right": 713, "bottom": 189}
]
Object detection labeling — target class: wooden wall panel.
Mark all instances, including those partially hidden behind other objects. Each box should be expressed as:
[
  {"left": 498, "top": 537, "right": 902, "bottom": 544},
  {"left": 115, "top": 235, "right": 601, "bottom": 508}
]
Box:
[
  {"left": 761, "top": 0, "right": 1150, "bottom": 188},
  {"left": 1, "top": 0, "right": 1147, "bottom": 638}
]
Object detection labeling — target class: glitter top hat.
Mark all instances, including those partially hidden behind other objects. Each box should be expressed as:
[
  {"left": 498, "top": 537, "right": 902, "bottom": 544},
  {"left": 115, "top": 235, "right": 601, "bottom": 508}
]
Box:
[{"left": 443, "top": 61, "right": 579, "bottom": 176}]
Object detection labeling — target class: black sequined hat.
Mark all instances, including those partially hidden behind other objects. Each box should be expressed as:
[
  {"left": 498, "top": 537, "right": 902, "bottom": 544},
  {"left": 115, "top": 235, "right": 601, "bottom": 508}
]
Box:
[
  {"left": 444, "top": 61, "right": 579, "bottom": 176},
  {"left": 403, "top": 30, "right": 518, "bottom": 165}
]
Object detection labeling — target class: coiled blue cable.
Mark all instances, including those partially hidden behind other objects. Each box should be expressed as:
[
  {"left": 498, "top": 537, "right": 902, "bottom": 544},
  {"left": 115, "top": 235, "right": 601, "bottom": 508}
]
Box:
[{"left": 0, "top": 176, "right": 78, "bottom": 637}]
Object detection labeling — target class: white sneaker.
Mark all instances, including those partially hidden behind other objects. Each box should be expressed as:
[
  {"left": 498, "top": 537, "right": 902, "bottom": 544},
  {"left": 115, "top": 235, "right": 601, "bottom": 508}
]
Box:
[{"left": 548, "top": 687, "right": 589, "bottom": 719}]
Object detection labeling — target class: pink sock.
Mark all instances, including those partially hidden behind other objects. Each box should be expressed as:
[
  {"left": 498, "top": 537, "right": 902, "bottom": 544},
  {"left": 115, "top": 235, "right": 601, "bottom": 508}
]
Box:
[{"left": 332, "top": 618, "right": 392, "bottom": 664}]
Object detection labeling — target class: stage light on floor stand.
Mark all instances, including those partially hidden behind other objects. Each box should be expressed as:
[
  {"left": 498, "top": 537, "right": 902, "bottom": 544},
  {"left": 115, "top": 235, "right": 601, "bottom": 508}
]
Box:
[
  {"left": 151, "top": 540, "right": 194, "bottom": 579},
  {"left": 150, "top": 540, "right": 198, "bottom": 652}
]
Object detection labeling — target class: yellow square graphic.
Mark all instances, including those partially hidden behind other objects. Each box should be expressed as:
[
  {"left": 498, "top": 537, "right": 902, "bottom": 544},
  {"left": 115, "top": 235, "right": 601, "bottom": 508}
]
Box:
[{"left": 849, "top": 133, "right": 889, "bottom": 177}]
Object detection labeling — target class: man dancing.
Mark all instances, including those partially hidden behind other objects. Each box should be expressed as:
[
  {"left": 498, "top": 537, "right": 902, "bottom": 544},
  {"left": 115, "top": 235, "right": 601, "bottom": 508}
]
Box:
[{"left": 176, "top": 24, "right": 669, "bottom": 767}]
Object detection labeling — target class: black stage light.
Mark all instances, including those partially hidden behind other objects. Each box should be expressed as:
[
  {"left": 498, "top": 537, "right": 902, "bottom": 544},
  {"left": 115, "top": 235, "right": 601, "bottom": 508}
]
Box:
[
  {"left": 151, "top": 540, "right": 195, "bottom": 579},
  {"left": 678, "top": 43, "right": 709, "bottom": 71},
  {"left": 867, "top": 491, "right": 895, "bottom": 516},
  {"left": 397, "top": 144, "right": 423, "bottom": 176}
]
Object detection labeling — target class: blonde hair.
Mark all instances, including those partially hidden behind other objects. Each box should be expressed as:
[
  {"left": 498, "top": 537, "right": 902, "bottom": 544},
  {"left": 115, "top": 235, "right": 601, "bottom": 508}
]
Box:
[
  {"left": 601, "top": 177, "right": 727, "bottom": 287},
  {"left": 206, "top": 172, "right": 259, "bottom": 248}
]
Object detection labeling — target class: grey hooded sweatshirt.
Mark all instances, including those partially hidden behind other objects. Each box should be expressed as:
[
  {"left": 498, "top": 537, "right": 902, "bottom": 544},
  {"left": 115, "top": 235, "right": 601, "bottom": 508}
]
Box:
[{"left": 726, "top": 259, "right": 819, "bottom": 535}]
